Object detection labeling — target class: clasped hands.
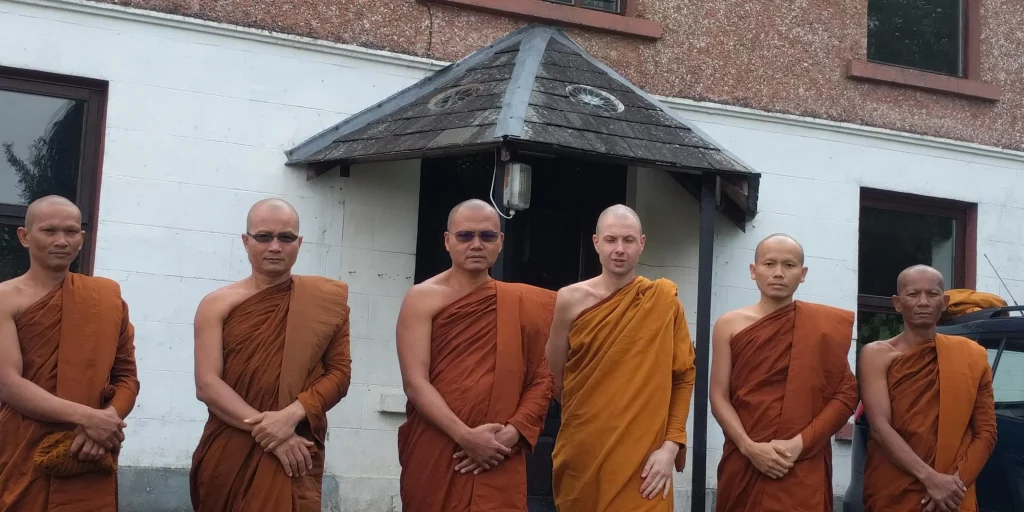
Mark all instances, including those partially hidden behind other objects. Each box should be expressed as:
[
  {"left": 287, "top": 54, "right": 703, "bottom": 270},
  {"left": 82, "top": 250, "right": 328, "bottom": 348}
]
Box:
[
  {"left": 920, "top": 469, "right": 967, "bottom": 512},
  {"left": 741, "top": 434, "right": 803, "bottom": 480},
  {"left": 244, "top": 405, "right": 314, "bottom": 478},
  {"left": 70, "top": 405, "right": 126, "bottom": 462},
  {"left": 452, "top": 423, "right": 519, "bottom": 475}
]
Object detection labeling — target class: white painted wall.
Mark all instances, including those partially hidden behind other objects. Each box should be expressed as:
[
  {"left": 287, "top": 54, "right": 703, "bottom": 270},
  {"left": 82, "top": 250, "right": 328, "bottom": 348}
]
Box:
[
  {"left": 0, "top": 0, "right": 429, "bottom": 506},
  {"left": 4, "top": 1, "right": 1024, "bottom": 510},
  {"left": 636, "top": 101, "right": 1024, "bottom": 501}
]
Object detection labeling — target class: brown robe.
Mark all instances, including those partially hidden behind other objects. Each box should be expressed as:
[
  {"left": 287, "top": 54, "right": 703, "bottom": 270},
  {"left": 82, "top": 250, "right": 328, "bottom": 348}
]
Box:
[
  {"left": 862, "top": 333, "right": 997, "bottom": 512},
  {"left": 552, "top": 277, "right": 696, "bottom": 512},
  {"left": 189, "top": 275, "right": 351, "bottom": 512},
  {"left": 0, "top": 273, "right": 140, "bottom": 511},
  {"left": 397, "top": 280, "right": 555, "bottom": 512},
  {"left": 716, "top": 301, "right": 858, "bottom": 512}
]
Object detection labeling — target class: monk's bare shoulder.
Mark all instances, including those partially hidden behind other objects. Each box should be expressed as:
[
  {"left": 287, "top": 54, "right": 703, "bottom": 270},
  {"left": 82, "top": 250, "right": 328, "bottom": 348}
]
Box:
[
  {"left": 401, "top": 273, "right": 472, "bottom": 319},
  {"left": 0, "top": 276, "right": 51, "bottom": 320},
  {"left": 714, "top": 306, "right": 762, "bottom": 340},
  {"left": 859, "top": 339, "right": 901, "bottom": 374},
  {"left": 196, "top": 280, "right": 258, "bottom": 321},
  {"left": 555, "top": 279, "right": 603, "bottom": 323}
]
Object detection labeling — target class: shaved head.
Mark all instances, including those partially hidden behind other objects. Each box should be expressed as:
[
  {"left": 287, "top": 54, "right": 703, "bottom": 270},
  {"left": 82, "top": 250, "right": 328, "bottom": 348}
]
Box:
[
  {"left": 596, "top": 204, "right": 642, "bottom": 235},
  {"left": 246, "top": 198, "right": 299, "bottom": 232},
  {"left": 896, "top": 264, "right": 944, "bottom": 295},
  {"left": 754, "top": 233, "right": 804, "bottom": 265},
  {"left": 24, "top": 195, "right": 81, "bottom": 229},
  {"left": 447, "top": 199, "right": 499, "bottom": 231}
]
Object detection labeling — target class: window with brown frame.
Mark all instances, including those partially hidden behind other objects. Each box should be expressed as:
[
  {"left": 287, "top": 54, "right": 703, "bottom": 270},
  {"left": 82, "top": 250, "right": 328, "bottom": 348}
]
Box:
[
  {"left": 856, "top": 188, "right": 977, "bottom": 350},
  {"left": 420, "top": 0, "right": 660, "bottom": 40},
  {"left": 545, "top": 0, "right": 623, "bottom": 14},
  {"left": 0, "top": 66, "right": 106, "bottom": 282}
]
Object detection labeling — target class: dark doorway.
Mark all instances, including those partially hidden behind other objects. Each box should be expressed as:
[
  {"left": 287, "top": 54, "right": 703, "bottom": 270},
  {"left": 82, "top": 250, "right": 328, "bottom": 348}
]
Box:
[{"left": 414, "top": 151, "right": 628, "bottom": 510}]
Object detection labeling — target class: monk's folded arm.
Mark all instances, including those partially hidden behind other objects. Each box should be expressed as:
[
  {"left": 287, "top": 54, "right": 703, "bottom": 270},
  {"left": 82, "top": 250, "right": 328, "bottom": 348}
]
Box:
[
  {"left": 507, "top": 299, "right": 555, "bottom": 450},
  {"left": 194, "top": 296, "right": 262, "bottom": 431},
  {"left": 709, "top": 316, "right": 754, "bottom": 452},
  {"left": 297, "top": 319, "right": 352, "bottom": 442},
  {"left": 955, "top": 365, "right": 998, "bottom": 487},
  {"left": 666, "top": 305, "right": 697, "bottom": 445},
  {"left": 107, "top": 301, "right": 141, "bottom": 419},
  {"left": 0, "top": 317, "right": 95, "bottom": 425},
  {"left": 859, "top": 344, "right": 935, "bottom": 482},
  {"left": 544, "top": 287, "right": 575, "bottom": 402},
  {"left": 797, "top": 365, "right": 857, "bottom": 460},
  {"left": 397, "top": 287, "right": 473, "bottom": 442}
]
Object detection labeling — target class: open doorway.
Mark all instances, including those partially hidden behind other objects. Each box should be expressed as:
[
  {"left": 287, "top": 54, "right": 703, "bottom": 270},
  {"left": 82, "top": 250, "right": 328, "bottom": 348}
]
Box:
[{"left": 414, "top": 151, "right": 628, "bottom": 510}]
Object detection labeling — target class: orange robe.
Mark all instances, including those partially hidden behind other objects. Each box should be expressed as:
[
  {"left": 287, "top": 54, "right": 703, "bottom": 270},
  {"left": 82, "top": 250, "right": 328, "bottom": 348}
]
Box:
[
  {"left": 552, "top": 276, "right": 696, "bottom": 512},
  {"left": 0, "top": 273, "right": 140, "bottom": 511},
  {"left": 397, "top": 280, "right": 555, "bottom": 512},
  {"left": 862, "top": 333, "right": 997, "bottom": 512},
  {"left": 189, "top": 276, "right": 351, "bottom": 512},
  {"left": 716, "top": 301, "right": 858, "bottom": 512}
]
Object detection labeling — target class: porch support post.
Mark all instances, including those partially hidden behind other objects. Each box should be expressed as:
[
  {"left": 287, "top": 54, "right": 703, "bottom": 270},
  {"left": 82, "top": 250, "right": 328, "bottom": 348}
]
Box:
[
  {"left": 490, "top": 148, "right": 508, "bottom": 280},
  {"left": 691, "top": 172, "right": 717, "bottom": 512}
]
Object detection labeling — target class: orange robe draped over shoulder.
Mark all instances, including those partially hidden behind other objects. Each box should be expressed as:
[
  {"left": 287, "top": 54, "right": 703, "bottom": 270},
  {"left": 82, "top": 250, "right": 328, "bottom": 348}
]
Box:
[
  {"left": 0, "top": 273, "right": 140, "bottom": 511},
  {"left": 862, "top": 333, "right": 997, "bottom": 512},
  {"left": 190, "top": 276, "right": 351, "bottom": 512},
  {"left": 397, "top": 280, "right": 555, "bottom": 512},
  {"left": 716, "top": 301, "right": 858, "bottom": 512},
  {"left": 552, "top": 276, "right": 696, "bottom": 512}
]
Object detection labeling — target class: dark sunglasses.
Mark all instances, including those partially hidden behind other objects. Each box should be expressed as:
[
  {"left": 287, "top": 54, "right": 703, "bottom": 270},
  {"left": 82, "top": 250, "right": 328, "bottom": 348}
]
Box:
[
  {"left": 247, "top": 232, "right": 299, "bottom": 244},
  {"left": 452, "top": 230, "right": 500, "bottom": 243}
]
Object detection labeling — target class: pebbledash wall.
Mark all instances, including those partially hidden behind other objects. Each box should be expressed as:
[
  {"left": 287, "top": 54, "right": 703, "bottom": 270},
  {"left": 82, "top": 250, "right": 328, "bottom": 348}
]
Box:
[{"left": 3, "top": 0, "right": 1024, "bottom": 511}]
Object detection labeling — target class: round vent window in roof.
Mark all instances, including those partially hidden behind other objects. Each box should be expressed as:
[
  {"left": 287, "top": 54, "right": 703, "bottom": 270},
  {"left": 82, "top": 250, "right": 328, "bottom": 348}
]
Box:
[
  {"left": 428, "top": 84, "right": 482, "bottom": 110},
  {"left": 566, "top": 85, "right": 624, "bottom": 114}
]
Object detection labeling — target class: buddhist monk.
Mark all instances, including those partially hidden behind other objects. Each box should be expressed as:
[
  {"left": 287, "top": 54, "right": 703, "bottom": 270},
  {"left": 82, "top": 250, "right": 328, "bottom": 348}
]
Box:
[
  {"left": 0, "top": 195, "right": 140, "bottom": 511},
  {"left": 710, "top": 233, "right": 858, "bottom": 512},
  {"left": 546, "top": 204, "right": 697, "bottom": 512},
  {"left": 190, "top": 198, "right": 351, "bottom": 512},
  {"left": 860, "top": 264, "right": 997, "bottom": 512},
  {"left": 396, "top": 198, "right": 555, "bottom": 512}
]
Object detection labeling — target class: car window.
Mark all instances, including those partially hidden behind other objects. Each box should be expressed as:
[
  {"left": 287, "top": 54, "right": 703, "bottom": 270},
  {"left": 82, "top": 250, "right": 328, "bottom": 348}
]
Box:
[{"left": 992, "top": 337, "right": 1024, "bottom": 405}]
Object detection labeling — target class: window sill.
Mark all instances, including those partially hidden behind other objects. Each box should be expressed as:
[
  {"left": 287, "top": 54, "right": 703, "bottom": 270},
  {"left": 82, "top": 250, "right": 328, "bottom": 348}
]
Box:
[
  {"left": 421, "top": 0, "right": 662, "bottom": 40},
  {"left": 846, "top": 59, "right": 1001, "bottom": 102}
]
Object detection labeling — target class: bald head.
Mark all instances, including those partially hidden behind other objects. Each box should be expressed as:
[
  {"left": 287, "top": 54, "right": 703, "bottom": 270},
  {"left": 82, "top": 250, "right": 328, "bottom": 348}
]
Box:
[
  {"left": 24, "top": 195, "right": 81, "bottom": 229},
  {"left": 754, "top": 233, "right": 804, "bottom": 265},
  {"left": 246, "top": 198, "right": 299, "bottom": 232},
  {"left": 447, "top": 199, "right": 500, "bottom": 231},
  {"left": 896, "top": 264, "right": 944, "bottom": 295},
  {"left": 596, "top": 204, "right": 642, "bottom": 235}
]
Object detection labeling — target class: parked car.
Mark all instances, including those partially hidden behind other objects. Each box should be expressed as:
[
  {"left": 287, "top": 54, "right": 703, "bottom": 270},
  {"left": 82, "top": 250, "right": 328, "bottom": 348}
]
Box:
[{"left": 843, "top": 305, "right": 1024, "bottom": 512}]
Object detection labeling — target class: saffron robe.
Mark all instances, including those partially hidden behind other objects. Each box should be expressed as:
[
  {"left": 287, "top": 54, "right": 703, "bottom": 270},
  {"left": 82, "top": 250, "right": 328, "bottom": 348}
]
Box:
[
  {"left": 0, "top": 273, "right": 140, "bottom": 511},
  {"left": 716, "top": 301, "right": 858, "bottom": 512},
  {"left": 862, "top": 334, "right": 997, "bottom": 512},
  {"left": 189, "top": 276, "right": 351, "bottom": 512},
  {"left": 397, "top": 280, "right": 556, "bottom": 512},
  {"left": 552, "top": 276, "right": 696, "bottom": 512}
]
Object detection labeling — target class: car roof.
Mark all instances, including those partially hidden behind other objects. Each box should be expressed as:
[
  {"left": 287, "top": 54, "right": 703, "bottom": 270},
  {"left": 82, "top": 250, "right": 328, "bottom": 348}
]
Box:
[{"left": 936, "top": 306, "right": 1024, "bottom": 335}]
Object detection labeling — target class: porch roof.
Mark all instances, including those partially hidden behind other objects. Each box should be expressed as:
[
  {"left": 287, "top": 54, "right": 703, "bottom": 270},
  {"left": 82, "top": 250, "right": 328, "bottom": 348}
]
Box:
[{"left": 285, "top": 24, "right": 760, "bottom": 228}]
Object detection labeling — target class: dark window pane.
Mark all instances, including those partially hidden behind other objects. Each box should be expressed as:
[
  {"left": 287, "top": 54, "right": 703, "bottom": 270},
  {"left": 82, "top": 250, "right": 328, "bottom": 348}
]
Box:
[
  {"left": 0, "top": 223, "right": 82, "bottom": 282},
  {"left": 867, "top": 0, "right": 962, "bottom": 76},
  {"left": 859, "top": 207, "right": 957, "bottom": 297},
  {"left": 857, "top": 310, "right": 905, "bottom": 350},
  {"left": 0, "top": 224, "right": 30, "bottom": 282},
  {"left": 0, "top": 89, "right": 85, "bottom": 206},
  {"left": 992, "top": 338, "right": 1024, "bottom": 405},
  {"left": 546, "top": 0, "right": 574, "bottom": 4},
  {"left": 582, "top": 0, "right": 620, "bottom": 12}
]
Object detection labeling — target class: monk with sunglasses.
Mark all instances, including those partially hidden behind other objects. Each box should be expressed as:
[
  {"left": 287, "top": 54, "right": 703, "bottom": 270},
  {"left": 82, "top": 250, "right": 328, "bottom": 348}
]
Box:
[
  {"left": 396, "top": 198, "right": 556, "bottom": 512},
  {"left": 189, "top": 198, "right": 352, "bottom": 512}
]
